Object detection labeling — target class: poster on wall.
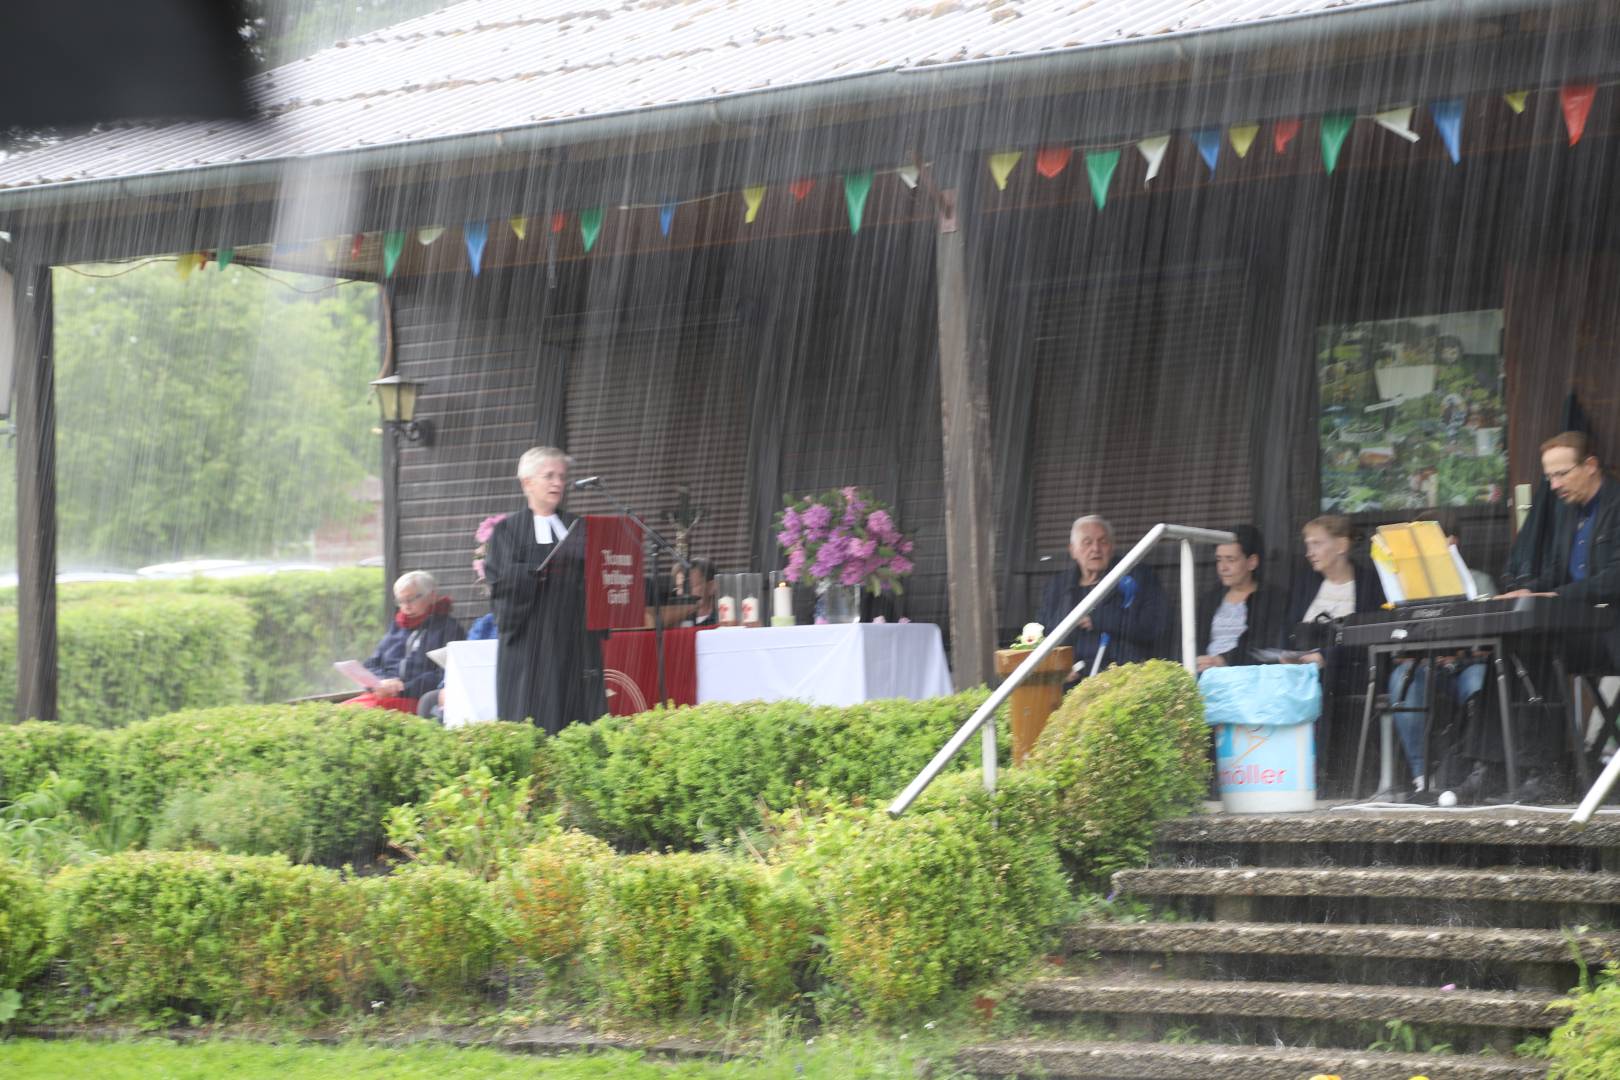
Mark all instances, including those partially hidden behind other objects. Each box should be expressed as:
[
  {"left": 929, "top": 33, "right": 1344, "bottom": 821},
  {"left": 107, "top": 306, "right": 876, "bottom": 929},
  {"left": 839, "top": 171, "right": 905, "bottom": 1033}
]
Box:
[{"left": 1318, "top": 309, "right": 1506, "bottom": 513}]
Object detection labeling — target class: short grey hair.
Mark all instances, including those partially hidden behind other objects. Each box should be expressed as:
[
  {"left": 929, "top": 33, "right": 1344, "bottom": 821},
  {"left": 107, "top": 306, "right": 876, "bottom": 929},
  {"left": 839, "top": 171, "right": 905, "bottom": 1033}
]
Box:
[
  {"left": 394, "top": 570, "right": 436, "bottom": 597},
  {"left": 1070, "top": 515, "right": 1114, "bottom": 545},
  {"left": 517, "top": 446, "right": 573, "bottom": 480}
]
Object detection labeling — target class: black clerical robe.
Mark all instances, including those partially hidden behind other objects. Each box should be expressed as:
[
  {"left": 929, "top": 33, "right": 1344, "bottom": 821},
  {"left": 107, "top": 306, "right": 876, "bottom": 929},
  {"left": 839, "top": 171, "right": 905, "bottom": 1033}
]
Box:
[{"left": 483, "top": 506, "right": 605, "bottom": 733}]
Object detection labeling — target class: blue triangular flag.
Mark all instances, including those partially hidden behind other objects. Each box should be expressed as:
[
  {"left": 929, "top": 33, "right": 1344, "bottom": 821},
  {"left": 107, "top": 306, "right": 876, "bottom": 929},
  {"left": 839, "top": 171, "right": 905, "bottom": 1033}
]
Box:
[
  {"left": 659, "top": 203, "right": 676, "bottom": 237},
  {"left": 464, "top": 221, "right": 488, "bottom": 276},
  {"left": 1193, "top": 129, "right": 1221, "bottom": 176},
  {"left": 1430, "top": 99, "right": 1464, "bottom": 164}
]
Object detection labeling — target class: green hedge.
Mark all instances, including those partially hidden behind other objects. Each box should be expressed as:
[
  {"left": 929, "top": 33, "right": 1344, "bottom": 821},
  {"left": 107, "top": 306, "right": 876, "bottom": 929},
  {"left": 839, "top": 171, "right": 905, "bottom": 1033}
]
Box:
[
  {"left": 1549, "top": 969, "right": 1620, "bottom": 1080},
  {"left": 550, "top": 690, "right": 998, "bottom": 851},
  {"left": 0, "top": 856, "right": 50, "bottom": 994},
  {"left": 584, "top": 851, "right": 813, "bottom": 1017},
  {"left": 0, "top": 721, "right": 114, "bottom": 806},
  {"left": 1026, "top": 659, "right": 1210, "bottom": 882},
  {"left": 361, "top": 863, "right": 511, "bottom": 1000},
  {"left": 0, "top": 569, "right": 384, "bottom": 727},
  {"left": 116, "top": 704, "right": 545, "bottom": 866}
]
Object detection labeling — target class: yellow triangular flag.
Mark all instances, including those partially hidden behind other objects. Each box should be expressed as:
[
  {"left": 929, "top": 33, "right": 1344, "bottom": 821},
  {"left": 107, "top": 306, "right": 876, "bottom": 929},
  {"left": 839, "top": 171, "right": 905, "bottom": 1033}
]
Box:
[
  {"left": 509, "top": 216, "right": 528, "bottom": 240},
  {"left": 1373, "top": 106, "right": 1421, "bottom": 143},
  {"left": 988, "top": 150, "right": 1023, "bottom": 191},
  {"left": 417, "top": 226, "right": 445, "bottom": 246},
  {"left": 1228, "top": 123, "right": 1260, "bottom": 158},
  {"left": 1504, "top": 90, "right": 1529, "bottom": 115},
  {"left": 742, "top": 185, "right": 766, "bottom": 224},
  {"left": 175, "top": 252, "right": 199, "bottom": 280},
  {"left": 320, "top": 237, "right": 339, "bottom": 262}
]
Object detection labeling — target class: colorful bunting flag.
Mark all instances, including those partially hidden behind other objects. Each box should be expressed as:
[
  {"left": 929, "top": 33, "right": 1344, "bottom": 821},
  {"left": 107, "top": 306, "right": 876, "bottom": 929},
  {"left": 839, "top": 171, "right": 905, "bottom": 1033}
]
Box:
[
  {"left": 1430, "top": 99, "right": 1464, "bottom": 164},
  {"left": 1373, "top": 106, "right": 1420, "bottom": 143},
  {"left": 1503, "top": 90, "right": 1529, "bottom": 115},
  {"left": 464, "top": 221, "right": 488, "bottom": 276},
  {"left": 215, "top": 247, "right": 235, "bottom": 271},
  {"left": 1273, "top": 118, "right": 1302, "bottom": 154},
  {"left": 1084, "top": 149, "right": 1121, "bottom": 210},
  {"left": 1192, "top": 129, "right": 1221, "bottom": 176},
  {"left": 176, "top": 252, "right": 200, "bottom": 280},
  {"left": 320, "top": 237, "right": 339, "bottom": 262},
  {"left": 350, "top": 232, "right": 365, "bottom": 259},
  {"left": 509, "top": 216, "right": 528, "bottom": 240},
  {"left": 550, "top": 212, "right": 566, "bottom": 234},
  {"left": 580, "top": 208, "right": 604, "bottom": 253},
  {"left": 197, "top": 251, "right": 208, "bottom": 271},
  {"left": 383, "top": 231, "right": 405, "bottom": 276},
  {"left": 416, "top": 227, "right": 444, "bottom": 246},
  {"left": 891, "top": 167, "right": 917, "bottom": 191},
  {"left": 1320, "top": 113, "right": 1354, "bottom": 174},
  {"left": 1035, "top": 146, "right": 1073, "bottom": 179},
  {"left": 1228, "top": 123, "right": 1259, "bottom": 158},
  {"left": 1561, "top": 83, "right": 1596, "bottom": 146},
  {"left": 659, "top": 203, "right": 676, "bottom": 236},
  {"left": 1137, "top": 135, "right": 1170, "bottom": 184},
  {"left": 987, "top": 151, "right": 1023, "bottom": 191},
  {"left": 742, "top": 185, "right": 766, "bottom": 224},
  {"left": 843, "top": 172, "right": 873, "bottom": 235},
  {"left": 790, "top": 177, "right": 817, "bottom": 200}
]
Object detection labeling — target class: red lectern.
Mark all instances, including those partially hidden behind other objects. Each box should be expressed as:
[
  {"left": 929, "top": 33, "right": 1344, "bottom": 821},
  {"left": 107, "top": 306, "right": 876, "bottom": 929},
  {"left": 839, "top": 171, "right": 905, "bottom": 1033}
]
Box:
[{"left": 583, "top": 514, "right": 645, "bottom": 631}]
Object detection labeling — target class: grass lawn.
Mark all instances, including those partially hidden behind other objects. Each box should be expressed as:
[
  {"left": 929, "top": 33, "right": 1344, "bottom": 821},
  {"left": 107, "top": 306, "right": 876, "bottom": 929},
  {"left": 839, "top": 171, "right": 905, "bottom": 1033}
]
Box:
[{"left": 0, "top": 1036, "right": 958, "bottom": 1079}]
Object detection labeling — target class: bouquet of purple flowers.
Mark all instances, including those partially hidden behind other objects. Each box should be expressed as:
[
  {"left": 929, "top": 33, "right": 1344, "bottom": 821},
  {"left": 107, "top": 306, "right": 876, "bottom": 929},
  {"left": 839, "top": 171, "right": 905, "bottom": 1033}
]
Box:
[
  {"left": 776, "top": 486, "right": 915, "bottom": 593},
  {"left": 472, "top": 513, "right": 507, "bottom": 582}
]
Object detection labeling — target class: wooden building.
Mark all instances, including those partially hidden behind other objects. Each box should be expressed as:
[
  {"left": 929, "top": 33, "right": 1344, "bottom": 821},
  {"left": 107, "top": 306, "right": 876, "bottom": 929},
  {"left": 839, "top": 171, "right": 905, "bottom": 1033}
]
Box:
[{"left": 4, "top": 1, "right": 1620, "bottom": 719}]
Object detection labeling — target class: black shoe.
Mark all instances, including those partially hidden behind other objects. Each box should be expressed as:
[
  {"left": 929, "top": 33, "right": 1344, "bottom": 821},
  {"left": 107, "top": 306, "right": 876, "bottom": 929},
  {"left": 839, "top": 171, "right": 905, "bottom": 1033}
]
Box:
[
  {"left": 1449, "top": 760, "right": 1494, "bottom": 804},
  {"left": 1489, "top": 768, "right": 1572, "bottom": 806}
]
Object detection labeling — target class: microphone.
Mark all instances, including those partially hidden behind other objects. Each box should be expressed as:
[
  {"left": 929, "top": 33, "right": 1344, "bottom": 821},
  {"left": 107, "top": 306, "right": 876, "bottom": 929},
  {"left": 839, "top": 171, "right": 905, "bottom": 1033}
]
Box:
[{"left": 570, "top": 476, "right": 601, "bottom": 491}]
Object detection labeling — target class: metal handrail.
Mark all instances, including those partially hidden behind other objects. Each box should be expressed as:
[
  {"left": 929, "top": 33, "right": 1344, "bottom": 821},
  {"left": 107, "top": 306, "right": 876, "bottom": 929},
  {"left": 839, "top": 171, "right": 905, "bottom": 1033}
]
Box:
[{"left": 887, "top": 523, "right": 1236, "bottom": 817}]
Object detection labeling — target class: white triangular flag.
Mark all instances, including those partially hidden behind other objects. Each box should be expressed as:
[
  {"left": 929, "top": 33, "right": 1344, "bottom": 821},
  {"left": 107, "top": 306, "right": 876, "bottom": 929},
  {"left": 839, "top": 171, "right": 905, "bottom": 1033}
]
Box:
[
  {"left": 1373, "top": 106, "right": 1421, "bottom": 143},
  {"left": 1137, "top": 134, "right": 1170, "bottom": 184},
  {"left": 895, "top": 164, "right": 920, "bottom": 190}
]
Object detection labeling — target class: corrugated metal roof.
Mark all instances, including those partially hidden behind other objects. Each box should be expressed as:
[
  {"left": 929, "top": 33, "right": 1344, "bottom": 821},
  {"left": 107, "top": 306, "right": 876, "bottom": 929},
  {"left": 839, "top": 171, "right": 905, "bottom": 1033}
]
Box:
[{"left": 0, "top": 0, "right": 1428, "bottom": 192}]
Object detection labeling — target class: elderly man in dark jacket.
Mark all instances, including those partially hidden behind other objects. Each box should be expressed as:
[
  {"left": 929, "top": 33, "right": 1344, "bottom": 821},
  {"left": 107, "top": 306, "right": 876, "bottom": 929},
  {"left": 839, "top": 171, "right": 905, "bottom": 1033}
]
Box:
[
  {"left": 344, "top": 570, "right": 465, "bottom": 714},
  {"left": 1037, "top": 515, "right": 1165, "bottom": 682}
]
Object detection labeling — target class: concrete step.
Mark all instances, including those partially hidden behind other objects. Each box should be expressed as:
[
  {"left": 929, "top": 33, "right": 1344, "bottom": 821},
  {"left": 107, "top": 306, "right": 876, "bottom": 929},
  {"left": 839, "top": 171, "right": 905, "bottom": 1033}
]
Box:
[
  {"left": 1021, "top": 975, "right": 1570, "bottom": 1029},
  {"left": 1062, "top": 920, "right": 1620, "bottom": 964},
  {"left": 954, "top": 1039, "right": 1546, "bottom": 1080},
  {"left": 1157, "top": 811, "right": 1620, "bottom": 850},
  {"left": 1114, "top": 865, "right": 1620, "bottom": 904}
]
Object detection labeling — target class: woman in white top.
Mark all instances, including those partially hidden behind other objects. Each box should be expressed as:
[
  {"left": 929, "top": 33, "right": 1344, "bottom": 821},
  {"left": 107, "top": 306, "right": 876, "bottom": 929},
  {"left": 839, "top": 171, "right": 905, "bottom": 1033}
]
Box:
[{"left": 1287, "top": 513, "right": 1384, "bottom": 672}]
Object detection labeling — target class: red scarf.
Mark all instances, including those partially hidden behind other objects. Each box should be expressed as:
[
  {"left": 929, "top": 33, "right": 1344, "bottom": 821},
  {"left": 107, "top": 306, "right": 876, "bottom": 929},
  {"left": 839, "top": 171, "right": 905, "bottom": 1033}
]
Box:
[{"left": 396, "top": 595, "right": 452, "bottom": 630}]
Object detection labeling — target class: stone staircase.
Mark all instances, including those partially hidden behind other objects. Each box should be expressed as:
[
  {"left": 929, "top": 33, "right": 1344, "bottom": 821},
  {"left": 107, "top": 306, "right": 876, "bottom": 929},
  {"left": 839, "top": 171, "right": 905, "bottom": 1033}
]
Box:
[{"left": 957, "top": 810, "right": 1620, "bottom": 1080}]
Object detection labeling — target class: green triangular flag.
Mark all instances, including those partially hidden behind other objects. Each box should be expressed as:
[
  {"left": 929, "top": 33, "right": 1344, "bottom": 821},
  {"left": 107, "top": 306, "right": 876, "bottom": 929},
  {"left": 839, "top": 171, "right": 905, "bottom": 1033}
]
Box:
[
  {"left": 1084, "top": 149, "right": 1121, "bottom": 210},
  {"left": 843, "top": 172, "right": 873, "bottom": 235},
  {"left": 383, "top": 231, "right": 405, "bottom": 276},
  {"left": 214, "top": 247, "right": 235, "bottom": 271},
  {"left": 1320, "top": 113, "right": 1354, "bottom": 175},
  {"left": 580, "top": 207, "right": 604, "bottom": 252}
]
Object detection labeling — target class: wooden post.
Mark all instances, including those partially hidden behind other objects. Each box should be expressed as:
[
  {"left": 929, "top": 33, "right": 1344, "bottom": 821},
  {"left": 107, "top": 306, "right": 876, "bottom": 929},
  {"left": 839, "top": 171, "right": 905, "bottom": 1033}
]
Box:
[
  {"left": 13, "top": 264, "right": 57, "bottom": 723},
  {"left": 994, "top": 645, "right": 1074, "bottom": 763},
  {"left": 935, "top": 184, "right": 998, "bottom": 688}
]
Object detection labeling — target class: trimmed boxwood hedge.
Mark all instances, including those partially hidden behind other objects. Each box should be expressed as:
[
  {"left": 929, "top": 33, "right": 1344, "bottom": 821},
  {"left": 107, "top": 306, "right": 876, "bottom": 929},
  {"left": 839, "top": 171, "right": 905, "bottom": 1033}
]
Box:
[{"left": 0, "top": 855, "right": 50, "bottom": 994}]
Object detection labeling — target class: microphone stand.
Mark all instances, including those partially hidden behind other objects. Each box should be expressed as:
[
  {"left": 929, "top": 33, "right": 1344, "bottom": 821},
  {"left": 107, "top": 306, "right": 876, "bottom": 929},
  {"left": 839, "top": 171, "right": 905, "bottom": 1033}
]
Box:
[{"left": 577, "top": 479, "right": 691, "bottom": 705}]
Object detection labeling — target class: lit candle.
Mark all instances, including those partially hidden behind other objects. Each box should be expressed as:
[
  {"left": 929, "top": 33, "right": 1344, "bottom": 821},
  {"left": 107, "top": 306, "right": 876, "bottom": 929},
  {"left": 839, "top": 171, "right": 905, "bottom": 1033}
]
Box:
[{"left": 773, "top": 582, "right": 792, "bottom": 620}]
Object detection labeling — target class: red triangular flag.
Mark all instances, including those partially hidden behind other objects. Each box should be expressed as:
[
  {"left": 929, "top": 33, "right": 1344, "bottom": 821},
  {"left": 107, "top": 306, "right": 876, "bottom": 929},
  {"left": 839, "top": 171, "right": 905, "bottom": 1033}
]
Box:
[
  {"left": 1034, "top": 146, "right": 1073, "bottom": 179},
  {"left": 350, "top": 232, "right": 364, "bottom": 259},
  {"left": 1273, "top": 118, "right": 1302, "bottom": 155},
  {"left": 550, "top": 212, "right": 566, "bottom": 234},
  {"left": 1561, "top": 83, "right": 1597, "bottom": 146},
  {"left": 789, "top": 178, "right": 815, "bottom": 201}
]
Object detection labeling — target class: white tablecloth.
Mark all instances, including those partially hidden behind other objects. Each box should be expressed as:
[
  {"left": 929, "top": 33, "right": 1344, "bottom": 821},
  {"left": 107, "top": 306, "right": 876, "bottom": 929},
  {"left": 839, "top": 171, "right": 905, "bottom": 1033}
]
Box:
[
  {"left": 441, "top": 639, "right": 499, "bottom": 729},
  {"left": 695, "top": 623, "right": 954, "bottom": 706}
]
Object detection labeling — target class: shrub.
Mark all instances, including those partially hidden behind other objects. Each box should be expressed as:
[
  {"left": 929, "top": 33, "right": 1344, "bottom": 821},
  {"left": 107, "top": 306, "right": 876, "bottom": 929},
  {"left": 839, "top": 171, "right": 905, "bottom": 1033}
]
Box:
[
  {"left": 501, "top": 830, "right": 615, "bottom": 965},
  {"left": 551, "top": 690, "right": 996, "bottom": 851},
  {"left": 584, "top": 851, "right": 813, "bottom": 1017},
  {"left": 47, "top": 851, "right": 364, "bottom": 1019},
  {"left": 0, "top": 594, "right": 254, "bottom": 728},
  {"left": 384, "top": 765, "right": 546, "bottom": 879},
  {"left": 1026, "top": 659, "right": 1209, "bottom": 882},
  {"left": 149, "top": 773, "right": 312, "bottom": 860},
  {"left": 108, "top": 704, "right": 458, "bottom": 865},
  {"left": 786, "top": 768, "right": 1067, "bottom": 1022},
  {"left": 0, "top": 856, "right": 50, "bottom": 993},
  {"left": 360, "top": 863, "right": 510, "bottom": 999},
  {"left": 1549, "top": 968, "right": 1620, "bottom": 1079},
  {"left": 0, "top": 721, "right": 113, "bottom": 807}
]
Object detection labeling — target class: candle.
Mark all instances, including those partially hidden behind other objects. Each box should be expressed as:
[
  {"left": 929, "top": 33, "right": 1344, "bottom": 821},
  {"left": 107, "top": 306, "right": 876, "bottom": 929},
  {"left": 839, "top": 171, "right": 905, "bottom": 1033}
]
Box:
[
  {"left": 741, "top": 594, "right": 761, "bottom": 626},
  {"left": 771, "top": 582, "right": 795, "bottom": 627},
  {"left": 717, "top": 595, "right": 737, "bottom": 625}
]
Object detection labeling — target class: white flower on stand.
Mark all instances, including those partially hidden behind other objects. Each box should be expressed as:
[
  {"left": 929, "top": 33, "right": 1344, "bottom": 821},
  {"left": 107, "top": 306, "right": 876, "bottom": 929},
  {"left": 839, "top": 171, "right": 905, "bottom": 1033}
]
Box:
[{"left": 1019, "top": 622, "right": 1045, "bottom": 646}]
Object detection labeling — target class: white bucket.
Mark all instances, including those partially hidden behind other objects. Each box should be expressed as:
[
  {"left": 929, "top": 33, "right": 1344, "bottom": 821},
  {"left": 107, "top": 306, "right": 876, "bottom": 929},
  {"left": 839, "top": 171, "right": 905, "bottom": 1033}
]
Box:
[{"left": 1213, "top": 722, "right": 1316, "bottom": 813}]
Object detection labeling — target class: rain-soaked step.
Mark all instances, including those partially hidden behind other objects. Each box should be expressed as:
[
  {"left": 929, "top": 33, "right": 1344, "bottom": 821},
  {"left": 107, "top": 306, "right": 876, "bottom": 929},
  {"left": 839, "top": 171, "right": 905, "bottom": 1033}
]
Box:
[{"left": 953, "top": 1039, "right": 1549, "bottom": 1080}]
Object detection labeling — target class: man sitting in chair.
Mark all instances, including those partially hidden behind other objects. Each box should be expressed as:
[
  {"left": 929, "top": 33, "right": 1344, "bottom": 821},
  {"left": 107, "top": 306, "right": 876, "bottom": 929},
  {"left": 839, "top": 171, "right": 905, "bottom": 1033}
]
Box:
[{"left": 1037, "top": 515, "right": 1166, "bottom": 684}]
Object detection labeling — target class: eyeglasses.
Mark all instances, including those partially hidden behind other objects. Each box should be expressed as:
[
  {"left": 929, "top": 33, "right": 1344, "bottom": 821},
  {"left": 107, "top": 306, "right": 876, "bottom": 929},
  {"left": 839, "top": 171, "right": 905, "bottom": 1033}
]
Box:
[
  {"left": 395, "top": 591, "right": 429, "bottom": 605},
  {"left": 1545, "top": 464, "right": 1584, "bottom": 482}
]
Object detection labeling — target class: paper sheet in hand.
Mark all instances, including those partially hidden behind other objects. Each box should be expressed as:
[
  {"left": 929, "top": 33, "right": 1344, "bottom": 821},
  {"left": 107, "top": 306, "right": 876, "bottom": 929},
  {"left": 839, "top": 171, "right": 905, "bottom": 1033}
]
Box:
[
  {"left": 333, "top": 660, "right": 381, "bottom": 689},
  {"left": 426, "top": 647, "right": 448, "bottom": 669}
]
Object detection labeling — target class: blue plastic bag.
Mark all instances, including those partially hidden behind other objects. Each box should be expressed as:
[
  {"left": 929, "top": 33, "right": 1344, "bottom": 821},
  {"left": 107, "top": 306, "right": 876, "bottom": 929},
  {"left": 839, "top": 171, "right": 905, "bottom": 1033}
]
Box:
[{"left": 1198, "top": 665, "right": 1321, "bottom": 728}]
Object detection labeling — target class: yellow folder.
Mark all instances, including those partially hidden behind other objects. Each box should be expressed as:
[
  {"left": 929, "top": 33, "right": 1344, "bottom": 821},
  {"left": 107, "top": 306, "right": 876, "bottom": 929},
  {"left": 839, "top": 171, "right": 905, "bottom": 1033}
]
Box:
[{"left": 1373, "top": 522, "right": 1466, "bottom": 601}]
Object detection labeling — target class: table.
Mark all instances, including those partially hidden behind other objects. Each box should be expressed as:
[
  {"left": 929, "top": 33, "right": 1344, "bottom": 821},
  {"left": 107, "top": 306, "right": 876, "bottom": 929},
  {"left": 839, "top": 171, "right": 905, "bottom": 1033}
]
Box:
[
  {"left": 440, "top": 627, "right": 703, "bottom": 728},
  {"left": 695, "top": 623, "right": 954, "bottom": 706}
]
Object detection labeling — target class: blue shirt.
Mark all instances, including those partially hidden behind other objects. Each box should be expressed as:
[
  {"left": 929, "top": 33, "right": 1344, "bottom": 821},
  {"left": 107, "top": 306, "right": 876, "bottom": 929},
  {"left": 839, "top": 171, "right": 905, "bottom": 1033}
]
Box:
[{"left": 1572, "top": 492, "right": 1601, "bottom": 582}]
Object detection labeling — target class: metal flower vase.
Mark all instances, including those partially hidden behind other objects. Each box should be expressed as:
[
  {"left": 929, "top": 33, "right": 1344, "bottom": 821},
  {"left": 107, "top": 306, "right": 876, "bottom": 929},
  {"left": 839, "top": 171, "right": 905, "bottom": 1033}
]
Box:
[{"left": 816, "top": 581, "right": 862, "bottom": 624}]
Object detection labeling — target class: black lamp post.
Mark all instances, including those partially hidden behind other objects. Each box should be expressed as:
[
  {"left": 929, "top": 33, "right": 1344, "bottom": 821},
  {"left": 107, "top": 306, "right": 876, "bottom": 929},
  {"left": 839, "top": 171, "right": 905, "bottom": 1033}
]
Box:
[{"left": 369, "top": 374, "right": 432, "bottom": 445}]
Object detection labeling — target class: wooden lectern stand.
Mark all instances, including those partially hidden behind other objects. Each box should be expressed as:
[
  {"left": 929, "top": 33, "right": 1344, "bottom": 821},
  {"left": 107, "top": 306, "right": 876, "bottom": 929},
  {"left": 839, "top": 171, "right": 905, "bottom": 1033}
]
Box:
[{"left": 994, "top": 645, "right": 1074, "bottom": 764}]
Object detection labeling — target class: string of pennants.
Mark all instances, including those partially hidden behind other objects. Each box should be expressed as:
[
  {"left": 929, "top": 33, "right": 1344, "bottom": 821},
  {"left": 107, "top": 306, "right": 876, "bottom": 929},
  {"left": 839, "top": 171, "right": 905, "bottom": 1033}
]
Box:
[{"left": 173, "top": 82, "right": 1602, "bottom": 280}]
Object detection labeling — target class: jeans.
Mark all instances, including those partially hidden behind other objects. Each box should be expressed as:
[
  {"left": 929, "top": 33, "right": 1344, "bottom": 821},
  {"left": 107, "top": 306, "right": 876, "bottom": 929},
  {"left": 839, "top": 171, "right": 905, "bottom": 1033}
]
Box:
[{"left": 1388, "top": 659, "right": 1487, "bottom": 779}]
